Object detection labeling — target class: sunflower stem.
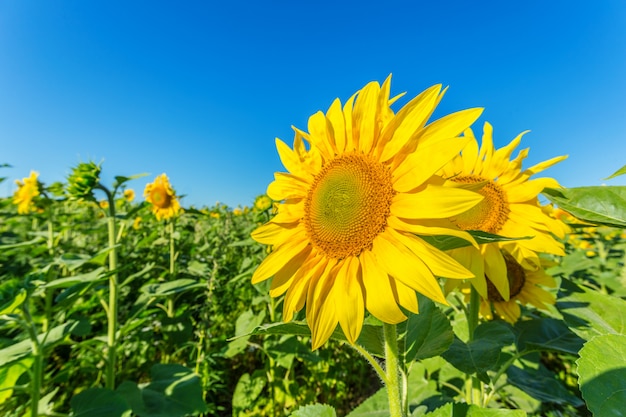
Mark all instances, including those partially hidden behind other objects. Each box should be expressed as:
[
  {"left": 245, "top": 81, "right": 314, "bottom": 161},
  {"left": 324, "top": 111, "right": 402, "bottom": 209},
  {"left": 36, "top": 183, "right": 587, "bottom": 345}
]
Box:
[
  {"left": 104, "top": 188, "right": 119, "bottom": 390},
  {"left": 383, "top": 323, "right": 405, "bottom": 417},
  {"left": 22, "top": 302, "right": 42, "bottom": 417}
]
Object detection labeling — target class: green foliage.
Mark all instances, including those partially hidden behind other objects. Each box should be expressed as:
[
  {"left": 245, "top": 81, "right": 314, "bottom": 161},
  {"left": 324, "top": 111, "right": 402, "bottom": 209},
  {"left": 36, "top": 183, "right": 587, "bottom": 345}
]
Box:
[{"left": 543, "top": 186, "right": 626, "bottom": 228}]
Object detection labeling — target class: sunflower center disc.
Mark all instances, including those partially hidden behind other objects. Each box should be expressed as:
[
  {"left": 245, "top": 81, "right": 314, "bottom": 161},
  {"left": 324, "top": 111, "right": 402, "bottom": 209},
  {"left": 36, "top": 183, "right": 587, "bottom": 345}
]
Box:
[
  {"left": 450, "top": 175, "right": 509, "bottom": 233},
  {"left": 486, "top": 253, "right": 526, "bottom": 302},
  {"left": 150, "top": 187, "right": 172, "bottom": 209},
  {"left": 304, "top": 153, "right": 394, "bottom": 259}
]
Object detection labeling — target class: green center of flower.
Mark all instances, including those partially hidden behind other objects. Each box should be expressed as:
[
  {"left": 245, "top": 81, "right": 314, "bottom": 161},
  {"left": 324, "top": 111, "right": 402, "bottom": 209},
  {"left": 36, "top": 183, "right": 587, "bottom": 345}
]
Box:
[
  {"left": 486, "top": 253, "right": 526, "bottom": 302},
  {"left": 150, "top": 187, "right": 172, "bottom": 209},
  {"left": 304, "top": 153, "right": 394, "bottom": 259},
  {"left": 450, "top": 175, "right": 509, "bottom": 233}
]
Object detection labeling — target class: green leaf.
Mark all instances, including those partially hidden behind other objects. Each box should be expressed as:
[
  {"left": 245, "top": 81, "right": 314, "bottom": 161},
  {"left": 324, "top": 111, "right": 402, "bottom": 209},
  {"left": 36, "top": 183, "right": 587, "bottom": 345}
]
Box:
[
  {"left": 543, "top": 186, "right": 626, "bottom": 228},
  {"left": 43, "top": 267, "right": 107, "bottom": 289},
  {"left": 0, "top": 320, "right": 78, "bottom": 365},
  {"left": 401, "top": 295, "right": 454, "bottom": 362},
  {"left": 232, "top": 371, "right": 266, "bottom": 412},
  {"left": 557, "top": 279, "right": 626, "bottom": 340},
  {"left": 442, "top": 321, "right": 514, "bottom": 380},
  {"left": 604, "top": 164, "right": 626, "bottom": 180},
  {"left": 506, "top": 364, "right": 583, "bottom": 406},
  {"left": 251, "top": 321, "right": 385, "bottom": 357},
  {"left": 70, "top": 388, "right": 132, "bottom": 417},
  {"left": 425, "top": 403, "right": 527, "bottom": 416},
  {"left": 515, "top": 318, "right": 584, "bottom": 355},
  {"left": 140, "top": 279, "right": 204, "bottom": 298},
  {"left": 0, "top": 357, "right": 33, "bottom": 403},
  {"left": 0, "top": 289, "right": 26, "bottom": 315},
  {"left": 115, "top": 364, "right": 208, "bottom": 417},
  {"left": 224, "top": 309, "right": 267, "bottom": 358},
  {"left": 290, "top": 403, "right": 337, "bottom": 417},
  {"left": 420, "top": 231, "right": 530, "bottom": 251},
  {"left": 577, "top": 334, "right": 626, "bottom": 417},
  {"left": 113, "top": 173, "right": 148, "bottom": 189}
]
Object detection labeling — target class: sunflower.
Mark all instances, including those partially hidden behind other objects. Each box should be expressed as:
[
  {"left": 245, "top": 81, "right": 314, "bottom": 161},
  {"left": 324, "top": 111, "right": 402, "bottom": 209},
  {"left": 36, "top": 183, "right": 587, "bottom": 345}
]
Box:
[
  {"left": 479, "top": 252, "right": 556, "bottom": 323},
  {"left": 144, "top": 174, "right": 182, "bottom": 220},
  {"left": 251, "top": 76, "right": 486, "bottom": 349},
  {"left": 254, "top": 194, "right": 273, "bottom": 212},
  {"left": 440, "top": 122, "right": 568, "bottom": 300},
  {"left": 123, "top": 188, "right": 136, "bottom": 202},
  {"left": 13, "top": 171, "right": 40, "bottom": 214}
]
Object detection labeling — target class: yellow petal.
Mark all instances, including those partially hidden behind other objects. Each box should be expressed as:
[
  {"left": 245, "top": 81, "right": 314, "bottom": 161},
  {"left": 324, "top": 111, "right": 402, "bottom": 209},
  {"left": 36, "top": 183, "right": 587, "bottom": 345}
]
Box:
[
  {"left": 391, "top": 278, "right": 419, "bottom": 313},
  {"left": 352, "top": 80, "right": 380, "bottom": 154},
  {"left": 523, "top": 155, "right": 568, "bottom": 176},
  {"left": 482, "top": 244, "right": 509, "bottom": 300},
  {"left": 251, "top": 222, "right": 300, "bottom": 246},
  {"left": 505, "top": 178, "right": 561, "bottom": 203},
  {"left": 275, "top": 138, "right": 314, "bottom": 181},
  {"left": 448, "top": 247, "right": 487, "bottom": 298},
  {"left": 283, "top": 254, "right": 327, "bottom": 321},
  {"left": 267, "top": 173, "right": 309, "bottom": 201},
  {"left": 326, "top": 98, "right": 346, "bottom": 154},
  {"left": 251, "top": 237, "right": 310, "bottom": 284},
  {"left": 372, "top": 231, "right": 447, "bottom": 304},
  {"left": 307, "top": 111, "right": 336, "bottom": 160},
  {"left": 415, "top": 108, "right": 483, "bottom": 149},
  {"left": 360, "top": 250, "right": 407, "bottom": 323},
  {"left": 343, "top": 93, "right": 357, "bottom": 151},
  {"left": 387, "top": 216, "right": 478, "bottom": 248},
  {"left": 391, "top": 185, "right": 484, "bottom": 219},
  {"left": 269, "top": 247, "right": 313, "bottom": 297},
  {"left": 335, "top": 257, "right": 365, "bottom": 344}
]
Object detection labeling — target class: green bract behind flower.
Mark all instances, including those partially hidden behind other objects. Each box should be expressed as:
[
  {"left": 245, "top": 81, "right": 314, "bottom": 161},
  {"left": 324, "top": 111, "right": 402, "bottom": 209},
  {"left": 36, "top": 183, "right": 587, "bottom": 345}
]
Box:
[{"left": 67, "top": 161, "right": 101, "bottom": 201}]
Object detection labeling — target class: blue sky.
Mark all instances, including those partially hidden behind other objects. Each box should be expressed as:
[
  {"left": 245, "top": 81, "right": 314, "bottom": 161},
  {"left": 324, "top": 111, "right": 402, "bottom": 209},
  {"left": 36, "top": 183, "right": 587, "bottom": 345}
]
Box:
[{"left": 1, "top": 1, "right": 625, "bottom": 208}]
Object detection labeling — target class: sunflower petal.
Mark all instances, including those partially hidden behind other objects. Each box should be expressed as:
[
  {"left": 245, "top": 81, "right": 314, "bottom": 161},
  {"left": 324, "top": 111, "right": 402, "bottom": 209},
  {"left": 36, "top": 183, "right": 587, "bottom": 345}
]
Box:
[
  {"left": 391, "top": 185, "right": 483, "bottom": 219},
  {"left": 360, "top": 250, "right": 407, "bottom": 323},
  {"left": 335, "top": 257, "right": 365, "bottom": 344},
  {"left": 482, "top": 244, "right": 509, "bottom": 300},
  {"left": 251, "top": 237, "right": 310, "bottom": 284}
]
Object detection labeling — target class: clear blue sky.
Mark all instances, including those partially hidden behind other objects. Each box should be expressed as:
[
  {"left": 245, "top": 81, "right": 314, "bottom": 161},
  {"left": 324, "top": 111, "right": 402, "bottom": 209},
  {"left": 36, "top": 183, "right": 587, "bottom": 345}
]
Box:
[{"left": 1, "top": 1, "right": 625, "bottom": 208}]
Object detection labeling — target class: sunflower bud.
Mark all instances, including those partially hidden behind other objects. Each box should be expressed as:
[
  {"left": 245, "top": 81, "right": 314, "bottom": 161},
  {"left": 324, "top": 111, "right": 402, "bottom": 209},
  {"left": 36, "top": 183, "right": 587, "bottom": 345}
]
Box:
[{"left": 67, "top": 161, "right": 101, "bottom": 201}]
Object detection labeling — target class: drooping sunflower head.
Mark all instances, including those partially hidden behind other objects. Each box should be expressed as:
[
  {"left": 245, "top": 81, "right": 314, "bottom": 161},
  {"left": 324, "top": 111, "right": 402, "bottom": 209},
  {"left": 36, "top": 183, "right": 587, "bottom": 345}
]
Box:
[
  {"left": 67, "top": 161, "right": 101, "bottom": 201},
  {"left": 253, "top": 194, "right": 272, "bottom": 212},
  {"left": 480, "top": 252, "right": 556, "bottom": 323},
  {"left": 144, "top": 173, "right": 182, "bottom": 220},
  {"left": 439, "top": 122, "right": 568, "bottom": 300},
  {"left": 252, "top": 75, "right": 486, "bottom": 349},
  {"left": 13, "top": 171, "right": 41, "bottom": 214}
]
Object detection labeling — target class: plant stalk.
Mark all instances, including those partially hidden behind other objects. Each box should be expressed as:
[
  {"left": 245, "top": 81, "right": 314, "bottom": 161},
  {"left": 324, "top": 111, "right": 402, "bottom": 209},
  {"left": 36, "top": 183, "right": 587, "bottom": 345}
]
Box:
[
  {"left": 22, "top": 304, "right": 42, "bottom": 417},
  {"left": 383, "top": 323, "right": 405, "bottom": 417},
  {"left": 105, "top": 212, "right": 119, "bottom": 389}
]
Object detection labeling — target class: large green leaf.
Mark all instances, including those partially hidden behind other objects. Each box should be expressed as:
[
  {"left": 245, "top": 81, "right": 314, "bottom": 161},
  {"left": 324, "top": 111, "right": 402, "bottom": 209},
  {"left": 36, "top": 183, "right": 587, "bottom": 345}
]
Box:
[
  {"left": 43, "top": 267, "right": 107, "bottom": 289},
  {"left": 140, "top": 279, "right": 205, "bottom": 298},
  {"left": 0, "top": 288, "right": 26, "bottom": 315},
  {"left": 115, "top": 364, "right": 208, "bottom": 417},
  {"left": 424, "top": 403, "right": 527, "bottom": 416},
  {"left": 70, "top": 388, "right": 131, "bottom": 417},
  {"left": 421, "top": 231, "right": 529, "bottom": 252},
  {"left": 0, "top": 320, "right": 78, "bottom": 365},
  {"left": 515, "top": 318, "right": 584, "bottom": 355},
  {"left": 290, "top": 404, "right": 337, "bottom": 417},
  {"left": 0, "top": 357, "right": 33, "bottom": 403},
  {"left": 557, "top": 279, "right": 626, "bottom": 340},
  {"left": 543, "top": 186, "right": 626, "bottom": 228},
  {"left": 577, "top": 334, "right": 626, "bottom": 417},
  {"left": 506, "top": 364, "right": 583, "bottom": 406},
  {"left": 442, "top": 321, "right": 514, "bottom": 380},
  {"left": 401, "top": 295, "right": 454, "bottom": 362},
  {"left": 224, "top": 309, "right": 267, "bottom": 358},
  {"left": 231, "top": 371, "right": 266, "bottom": 413}
]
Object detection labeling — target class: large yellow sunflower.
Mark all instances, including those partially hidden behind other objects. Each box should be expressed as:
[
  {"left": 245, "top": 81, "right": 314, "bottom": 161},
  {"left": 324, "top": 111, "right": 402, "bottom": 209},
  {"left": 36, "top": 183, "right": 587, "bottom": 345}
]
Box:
[
  {"left": 144, "top": 174, "right": 182, "bottom": 220},
  {"left": 440, "top": 122, "right": 568, "bottom": 300},
  {"left": 13, "top": 171, "right": 40, "bottom": 214},
  {"left": 251, "top": 76, "right": 486, "bottom": 349},
  {"left": 479, "top": 252, "right": 556, "bottom": 323}
]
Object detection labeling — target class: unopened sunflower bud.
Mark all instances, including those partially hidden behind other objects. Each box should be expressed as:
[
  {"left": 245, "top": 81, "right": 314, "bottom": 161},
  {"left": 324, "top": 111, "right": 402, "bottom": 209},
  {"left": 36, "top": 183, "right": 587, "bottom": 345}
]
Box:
[{"left": 67, "top": 161, "right": 101, "bottom": 201}]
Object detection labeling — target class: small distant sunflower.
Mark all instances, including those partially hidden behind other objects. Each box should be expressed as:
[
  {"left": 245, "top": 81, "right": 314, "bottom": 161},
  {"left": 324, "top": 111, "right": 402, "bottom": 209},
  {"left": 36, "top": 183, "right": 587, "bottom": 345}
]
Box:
[
  {"left": 132, "top": 216, "right": 142, "bottom": 230},
  {"left": 99, "top": 200, "right": 109, "bottom": 209},
  {"left": 440, "top": 122, "right": 568, "bottom": 300},
  {"left": 254, "top": 194, "right": 272, "bottom": 212},
  {"left": 479, "top": 252, "right": 556, "bottom": 323},
  {"left": 13, "top": 171, "right": 40, "bottom": 214},
  {"left": 233, "top": 208, "right": 243, "bottom": 216},
  {"left": 252, "top": 76, "right": 485, "bottom": 349},
  {"left": 123, "top": 189, "right": 135, "bottom": 202},
  {"left": 144, "top": 174, "right": 182, "bottom": 220}
]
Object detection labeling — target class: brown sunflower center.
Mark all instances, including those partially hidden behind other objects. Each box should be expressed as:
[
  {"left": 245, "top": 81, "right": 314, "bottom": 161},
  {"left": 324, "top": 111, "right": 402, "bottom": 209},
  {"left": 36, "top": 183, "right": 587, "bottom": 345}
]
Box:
[
  {"left": 450, "top": 175, "right": 509, "bottom": 233},
  {"left": 304, "top": 153, "right": 394, "bottom": 259},
  {"left": 150, "top": 186, "right": 172, "bottom": 209},
  {"left": 486, "top": 253, "right": 526, "bottom": 302}
]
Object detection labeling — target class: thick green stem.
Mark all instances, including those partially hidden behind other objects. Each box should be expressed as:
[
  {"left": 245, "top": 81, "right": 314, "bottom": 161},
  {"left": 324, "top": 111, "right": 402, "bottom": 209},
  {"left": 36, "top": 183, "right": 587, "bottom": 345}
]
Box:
[
  {"left": 383, "top": 323, "right": 405, "bottom": 417},
  {"left": 105, "top": 214, "right": 119, "bottom": 389},
  {"left": 168, "top": 221, "right": 176, "bottom": 279},
  {"left": 47, "top": 218, "right": 54, "bottom": 256},
  {"left": 22, "top": 305, "right": 42, "bottom": 417}
]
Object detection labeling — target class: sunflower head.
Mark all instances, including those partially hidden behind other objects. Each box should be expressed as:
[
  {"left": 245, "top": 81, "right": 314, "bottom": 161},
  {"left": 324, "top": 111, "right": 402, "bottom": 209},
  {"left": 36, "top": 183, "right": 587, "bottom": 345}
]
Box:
[
  {"left": 13, "top": 171, "right": 41, "bottom": 214},
  {"left": 144, "top": 174, "right": 182, "bottom": 220},
  {"left": 253, "top": 194, "right": 273, "bottom": 212},
  {"left": 251, "top": 75, "right": 485, "bottom": 349},
  {"left": 123, "top": 189, "right": 136, "bottom": 202},
  {"left": 67, "top": 161, "right": 101, "bottom": 201},
  {"left": 481, "top": 252, "right": 556, "bottom": 323}
]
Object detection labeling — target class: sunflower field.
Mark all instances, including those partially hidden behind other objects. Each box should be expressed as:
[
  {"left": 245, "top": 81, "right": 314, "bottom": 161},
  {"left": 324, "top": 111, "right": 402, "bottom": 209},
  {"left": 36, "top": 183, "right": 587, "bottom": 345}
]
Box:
[{"left": 2, "top": 78, "right": 626, "bottom": 417}]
